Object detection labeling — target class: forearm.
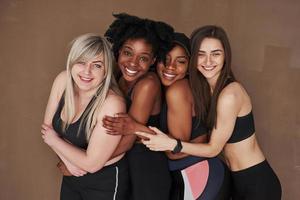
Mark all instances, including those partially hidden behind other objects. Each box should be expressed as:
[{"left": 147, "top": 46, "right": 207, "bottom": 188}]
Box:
[
  {"left": 166, "top": 134, "right": 208, "bottom": 160},
  {"left": 180, "top": 141, "right": 220, "bottom": 158},
  {"left": 111, "top": 135, "right": 136, "bottom": 158},
  {"left": 54, "top": 148, "right": 85, "bottom": 170},
  {"left": 50, "top": 138, "right": 105, "bottom": 173}
]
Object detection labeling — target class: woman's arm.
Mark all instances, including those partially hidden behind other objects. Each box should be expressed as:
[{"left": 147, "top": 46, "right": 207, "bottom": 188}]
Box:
[
  {"left": 42, "top": 93, "right": 126, "bottom": 173},
  {"left": 137, "top": 88, "right": 241, "bottom": 158},
  {"left": 104, "top": 73, "right": 161, "bottom": 157},
  {"left": 164, "top": 80, "right": 194, "bottom": 159},
  {"left": 42, "top": 71, "right": 87, "bottom": 175}
]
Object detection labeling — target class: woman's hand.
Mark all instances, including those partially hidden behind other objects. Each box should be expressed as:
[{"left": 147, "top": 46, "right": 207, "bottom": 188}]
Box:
[
  {"left": 57, "top": 160, "right": 87, "bottom": 177},
  {"left": 103, "top": 113, "right": 137, "bottom": 135},
  {"left": 135, "top": 126, "right": 177, "bottom": 151},
  {"left": 41, "top": 124, "right": 60, "bottom": 147}
]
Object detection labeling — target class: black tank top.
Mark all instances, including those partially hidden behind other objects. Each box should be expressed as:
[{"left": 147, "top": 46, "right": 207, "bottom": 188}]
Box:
[{"left": 52, "top": 95, "right": 96, "bottom": 149}]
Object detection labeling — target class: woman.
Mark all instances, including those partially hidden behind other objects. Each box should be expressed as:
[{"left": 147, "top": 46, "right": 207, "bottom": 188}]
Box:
[
  {"left": 41, "top": 33, "right": 129, "bottom": 200},
  {"left": 136, "top": 25, "right": 282, "bottom": 200},
  {"left": 103, "top": 13, "right": 173, "bottom": 200},
  {"left": 104, "top": 32, "right": 230, "bottom": 200},
  {"left": 157, "top": 32, "right": 230, "bottom": 200}
]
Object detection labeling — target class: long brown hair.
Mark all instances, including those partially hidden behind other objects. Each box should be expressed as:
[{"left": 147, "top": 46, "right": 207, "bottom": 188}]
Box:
[{"left": 189, "top": 25, "right": 236, "bottom": 132}]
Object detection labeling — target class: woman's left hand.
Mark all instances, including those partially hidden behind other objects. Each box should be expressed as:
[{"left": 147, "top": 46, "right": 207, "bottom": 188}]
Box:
[
  {"left": 41, "top": 123, "right": 60, "bottom": 146},
  {"left": 135, "top": 126, "right": 176, "bottom": 152}
]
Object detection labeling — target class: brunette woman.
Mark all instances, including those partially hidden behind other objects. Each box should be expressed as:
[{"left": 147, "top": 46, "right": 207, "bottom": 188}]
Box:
[{"left": 137, "top": 26, "right": 282, "bottom": 200}]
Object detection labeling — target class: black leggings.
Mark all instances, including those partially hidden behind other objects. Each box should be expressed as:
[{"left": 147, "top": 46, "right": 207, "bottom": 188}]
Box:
[
  {"left": 231, "top": 160, "right": 281, "bottom": 200},
  {"left": 60, "top": 156, "right": 129, "bottom": 200},
  {"left": 127, "top": 143, "right": 171, "bottom": 200}
]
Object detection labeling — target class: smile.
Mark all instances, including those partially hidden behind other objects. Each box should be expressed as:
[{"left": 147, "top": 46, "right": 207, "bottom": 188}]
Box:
[
  {"left": 162, "top": 72, "right": 176, "bottom": 80},
  {"left": 202, "top": 65, "right": 216, "bottom": 71},
  {"left": 79, "top": 76, "right": 93, "bottom": 82},
  {"left": 125, "top": 67, "right": 138, "bottom": 76}
]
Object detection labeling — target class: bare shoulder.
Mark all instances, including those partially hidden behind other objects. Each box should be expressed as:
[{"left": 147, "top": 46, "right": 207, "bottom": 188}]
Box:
[
  {"left": 166, "top": 79, "right": 192, "bottom": 103},
  {"left": 134, "top": 72, "right": 160, "bottom": 93},
  {"left": 218, "top": 82, "right": 246, "bottom": 113},
  {"left": 105, "top": 90, "right": 125, "bottom": 107},
  {"left": 101, "top": 90, "right": 126, "bottom": 114},
  {"left": 52, "top": 70, "right": 67, "bottom": 99},
  {"left": 219, "top": 82, "right": 242, "bottom": 107}
]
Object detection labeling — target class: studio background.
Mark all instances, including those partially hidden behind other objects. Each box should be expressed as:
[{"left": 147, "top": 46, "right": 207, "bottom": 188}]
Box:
[{"left": 0, "top": 0, "right": 299, "bottom": 199}]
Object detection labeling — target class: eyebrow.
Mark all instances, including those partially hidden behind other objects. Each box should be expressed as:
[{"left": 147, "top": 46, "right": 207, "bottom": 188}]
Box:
[
  {"left": 123, "top": 45, "right": 153, "bottom": 57},
  {"left": 176, "top": 55, "right": 188, "bottom": 59},
  {"left": 92, "top": 60, "right": 104, "bottom": 64},
  {"left": 198, "top": 49, "right": 223, "bottom": 53}
]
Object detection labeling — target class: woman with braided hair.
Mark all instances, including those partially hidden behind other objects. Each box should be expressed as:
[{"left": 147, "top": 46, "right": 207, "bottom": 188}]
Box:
[{"left": 103, "top": 13, "right": 174, "bottom": 200}]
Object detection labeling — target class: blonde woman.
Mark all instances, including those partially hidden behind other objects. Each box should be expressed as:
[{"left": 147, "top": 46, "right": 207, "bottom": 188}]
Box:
[{"left": 41, "top": 34, "right": 129, "bottom": 200}]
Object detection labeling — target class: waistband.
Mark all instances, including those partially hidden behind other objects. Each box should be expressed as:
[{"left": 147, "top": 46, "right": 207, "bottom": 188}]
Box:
[{"left": 231, "top": 159, "right": 268, "bottom": 177}]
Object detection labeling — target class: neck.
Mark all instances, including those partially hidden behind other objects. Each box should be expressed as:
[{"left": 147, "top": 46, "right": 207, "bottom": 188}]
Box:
[
  {"left": 207, "top": 76, "right": 218, "bottom": 93},
  {"left": 75, "top": 87, "right": 97, "bottom": 100}
]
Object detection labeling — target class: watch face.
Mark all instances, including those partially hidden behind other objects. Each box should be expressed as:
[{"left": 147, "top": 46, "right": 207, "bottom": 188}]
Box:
[{"left": 172, "top": 139, "right": 182, "bottom": 154}]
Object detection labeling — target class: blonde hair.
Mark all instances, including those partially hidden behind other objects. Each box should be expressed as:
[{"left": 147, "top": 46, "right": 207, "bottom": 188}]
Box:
[{"left": 63, "top": 33, "right": 121, "bottom": 141}]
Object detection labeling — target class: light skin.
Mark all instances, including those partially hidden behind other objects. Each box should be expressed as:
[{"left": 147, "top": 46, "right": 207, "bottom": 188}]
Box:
[
  {"left": 136, "top": 38, "right": 265, "bottom": 171},
  {"left": 41, "top": 54, "right": 126, "bottom": 176},
  {"left": 102, "top": 38, "right": 161, "bottom": 158}
]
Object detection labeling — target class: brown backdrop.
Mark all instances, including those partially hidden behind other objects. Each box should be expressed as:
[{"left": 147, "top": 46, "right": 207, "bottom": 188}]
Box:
[{"left": 1, "top": 0, "right": 299, "bottom": 199}]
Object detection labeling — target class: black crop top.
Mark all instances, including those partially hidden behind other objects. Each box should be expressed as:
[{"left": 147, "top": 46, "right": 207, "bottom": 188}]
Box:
[
  {"left": 52, "top": 96, "right": 96, "bottom": 149},
  {"left": 160, "top": 102, "right": 207, "bottom": 140},
  {"left": 227, "top": 111, "right": 255, "bottom": 143}
]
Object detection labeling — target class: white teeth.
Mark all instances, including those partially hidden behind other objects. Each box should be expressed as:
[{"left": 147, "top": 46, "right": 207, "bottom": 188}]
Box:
[
  {"left": 125, "top": 67, "right": 138, "bottom": 75},
  {"left": 163, "top": 72, "right": 176, "bottom": 78},
  {"left": 203, "top": 66, "right": 215, "bottom": 71}
]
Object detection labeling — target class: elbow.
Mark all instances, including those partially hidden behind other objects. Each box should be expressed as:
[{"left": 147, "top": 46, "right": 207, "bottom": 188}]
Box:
[
  {"left": 85, "top": 162, "right": 105, "bottom": 174},
  {"left": 206, "top": 145, "right": 222, "bottom": 158}
]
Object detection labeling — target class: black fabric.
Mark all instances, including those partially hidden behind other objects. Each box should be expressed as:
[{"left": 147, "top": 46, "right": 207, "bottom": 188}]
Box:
[
  {"left": 231, "top": 160, "right": 281, "bottom": 200},
  {"left": 170, "top": 170, "right": 184, "bottom": 200},
  {"left": 60, "top": 157, "right": 130, "bottom": 200},
  {"left": 52, "top": 95, "right": 97, "bottom": 149},
  {"left": 227, "top": 111, "right": 255, "bottom": 143},
  {"left": 126, "top": 143, "right": 171, "bottom": 200},
  {"left": 125, "top": 78, "right": 171, "bottom": 200},
  {"left": 53, "top": 95, "right": 130, "bottom": 199}
]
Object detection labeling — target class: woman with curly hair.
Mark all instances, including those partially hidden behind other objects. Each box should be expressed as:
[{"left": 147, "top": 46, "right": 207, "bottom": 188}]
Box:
[{"left": 103, "top": 13, "right": 174, "bottom": 200}]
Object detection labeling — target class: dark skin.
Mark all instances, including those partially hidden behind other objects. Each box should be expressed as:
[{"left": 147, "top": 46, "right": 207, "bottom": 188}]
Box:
[
  {"left": 103, "top": 79, "right": 207, "bottom": 160},
  {"left": 103, "top": 72, "right": 161, "bottom": 158},
  {"left": 163, "top": 78, "right": 207, "bottom": 160}
]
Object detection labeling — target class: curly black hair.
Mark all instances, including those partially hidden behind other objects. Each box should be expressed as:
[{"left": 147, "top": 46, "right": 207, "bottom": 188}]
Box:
[{"left": 105, "top": 13, "right": 174, "bottom": 63}]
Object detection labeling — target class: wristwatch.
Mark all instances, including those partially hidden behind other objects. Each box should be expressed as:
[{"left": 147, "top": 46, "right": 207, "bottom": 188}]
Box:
[{"left": 171, "top": 139, "right": 182, "bottom": 154}]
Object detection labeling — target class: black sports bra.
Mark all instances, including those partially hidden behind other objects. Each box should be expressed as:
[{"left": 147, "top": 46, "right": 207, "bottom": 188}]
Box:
[
  {"left": 160, "top": 102, "right": 207, "bottom": 140},
  {"left": 227, "top": 111, "right": 255, "bottom": 143},
  {"left": 52, "top": 95, "right": 96, "bottom": 149}
]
